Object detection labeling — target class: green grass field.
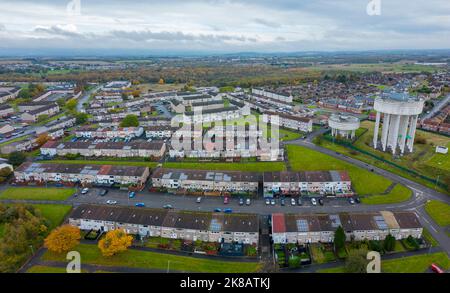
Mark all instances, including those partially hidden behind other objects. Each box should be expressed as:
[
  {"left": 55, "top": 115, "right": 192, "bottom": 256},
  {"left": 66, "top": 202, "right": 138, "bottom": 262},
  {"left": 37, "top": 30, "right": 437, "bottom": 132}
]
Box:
[
  {"left": 0, "top": 223, "right": 4, "bottom": 239},
  {"left": 317, "top": 266, "right": 345, "bottom": 273},
  {"left": 422, "top": 228, "right": 439, "bottom": 247},
  {"left": 31, "top": 204, "right": 72, "bottom": 230},
  {"left": 0, "top": 187, "right": 76, "bottom": 201},
  {"left": 43, "top": 160, "right": 159, "bottom": 168},
  {"left": 361, "top": 184, "right": 412, "bottom": 205},
  {"left": 318, "top": 252, "right": 450, "bottom": 273},
  {"left": 163, "top": 161, "right": 286, "bottom": 172},
  {"left": 382, "top": 252, "right": 450, "bottom": 273},
  {"left": 42, "top": 243, "right": 261, "bottom": 273},
  {"left": 286, "top": 145, "right": 392, "bottom": 195},
  {"left": 425, "top": 200, "right": 450, "bottom": 227},
  {"left": 26, "top": 265, "right": 87, "bottom": 273}
]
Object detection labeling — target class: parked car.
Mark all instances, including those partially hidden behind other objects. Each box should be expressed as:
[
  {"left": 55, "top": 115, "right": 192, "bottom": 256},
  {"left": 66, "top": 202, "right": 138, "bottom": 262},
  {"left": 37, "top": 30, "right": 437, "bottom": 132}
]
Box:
[
  {"left": 270, "top": 199, "right": 276, "bottom": 205},
  {"left": 246, "top": 198, "right": 251, "bottom": 206},
  {"left": 98, "top": 189, "right": 108, "bottom": 196},
  {"left": 430, "top": 263, "right": 444, "bottom": 274},
  {"left": 163, "top": 204, "right": 173, "bottom": 209},
  {"left": 224, "top": 208, "right": 233, "bottom": 214},
  {"left": 106, "top": 200, "right": 117, "bottom": 205},
  {"left": 291, "top": 198, "right": 296, "bottom": 206},
  {"left": 349, "top": 197, "right": 355, "bottom": 205},
  {"left": 354, "top": 197, "right": 361, "bottom": 204},
  {"left": 318, "top": 198, "right": 324, "bottom": 206},
  {"left": 265, "top": 198, "right": 270, "bottom": 205},
  {"left": 297, "top": 198, "right": 302, "bottom": 206},
  {"left": 128, "top": 191, "right": 136, "bottom": 198},
  {"left": 311, "top": 198, "right": 317, "bottom": 206},
  {"left": 239, "top": 198, "right": 244, "bottom": 205},
  {"left": 223, "top": 196, "right": 229, "bottom": 204},
  {"left": 81, "top": 188, "right": 89, "bottom": 194},
  {"left": 196, "top": 197, "right": 202, "bottom": 203},
  {"left": 214, "top": 208, "right": 222, "bottom": 212},
  {"left": 280, "top": 198, "right": 285, "bottom": 206},
  {"left": 135, "top": 202, "right": 145, "bottom": 207}
]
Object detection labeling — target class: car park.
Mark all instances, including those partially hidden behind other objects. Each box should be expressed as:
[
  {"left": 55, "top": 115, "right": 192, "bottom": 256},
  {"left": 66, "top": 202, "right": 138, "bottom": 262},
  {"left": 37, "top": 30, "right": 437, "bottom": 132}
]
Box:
[
  {"left": 81, "top": 188, "right": 89, "bottom": 194},
  {"left": 291, "top": 198, "right": 296, "bottom": 206},
  {"left": 239, "top": 198, "right": 244, "bottom": 205},
  {"left": 246, "top": 198, "right": 251, "bottom": 206},
  {"left": 106, "top": 200, "right": 117, "bottom": 205},
  {"left": 265, "top": 198, "right": 270, "bottom": 205},
  {"left": 196, "top": 197, "right": 202, "bottom": 203},
  {"left": 224, "top": 208, "right": 233, "bottom": 214},
  {"left": 311, "top": 198, "right": 317, "bottom": 206},
  {"left": 270, "top": 199, "right": 276, "bottom": 205},
  {"left": 163, "top": 204, "right": 173, "bottom": 209},
  {"left": 297, "top": 198, "right": 302, "bottom": 206},
  {"left": 135, "top": 202, "right": 145, "bottom": 207},
  {"left": 128, "top": 191, "right": 136, "bottom": 198},
  {"left": 318, "top": 198, "right": 324, "bottom": 206}
]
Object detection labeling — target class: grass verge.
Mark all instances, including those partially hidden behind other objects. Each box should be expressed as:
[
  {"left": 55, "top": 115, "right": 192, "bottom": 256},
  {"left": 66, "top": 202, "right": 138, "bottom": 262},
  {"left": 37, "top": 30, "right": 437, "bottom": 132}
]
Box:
[{"left": 42, "top": 243, "right": 261, "bottom": 273}]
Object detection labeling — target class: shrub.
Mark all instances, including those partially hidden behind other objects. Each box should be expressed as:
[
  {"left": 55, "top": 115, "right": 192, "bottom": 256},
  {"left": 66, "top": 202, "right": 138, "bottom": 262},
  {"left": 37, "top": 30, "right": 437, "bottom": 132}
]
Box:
[{"left": 288, "top": 256, "right": 301, "bottom": 269}]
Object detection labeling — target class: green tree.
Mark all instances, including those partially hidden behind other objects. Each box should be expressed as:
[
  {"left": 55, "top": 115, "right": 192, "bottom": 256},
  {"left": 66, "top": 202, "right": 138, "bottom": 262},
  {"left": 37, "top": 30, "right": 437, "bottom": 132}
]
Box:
[
  {"left": 75, "top": 112, "right": 88, "bottom": 125},
  {"left": 120, "top": 114, "right": 139, "bottom": 127},
  {"left": 8, "top": 151, "right": 27, "bottom": 166},
  {"left": 65, "top": 98, "right": 78, "bottom": 112},
  {"left": 334, "top": 225, "right": 346, "bottom": 251},
  {"left": 344, "top": 248, "right": 369, "bottom": 273},
  {"left": 383, "top": 234, "right": 396, "bottom": 252}
]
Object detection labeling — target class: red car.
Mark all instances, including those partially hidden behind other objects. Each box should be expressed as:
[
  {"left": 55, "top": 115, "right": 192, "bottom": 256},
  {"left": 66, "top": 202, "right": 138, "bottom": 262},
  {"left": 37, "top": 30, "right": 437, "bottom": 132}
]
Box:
[
  {"left": 223, "top": 197, "right": 229, "bottom": 204},
  {"left": 430, "top": 263, "right": 444, "bottom": 274}
]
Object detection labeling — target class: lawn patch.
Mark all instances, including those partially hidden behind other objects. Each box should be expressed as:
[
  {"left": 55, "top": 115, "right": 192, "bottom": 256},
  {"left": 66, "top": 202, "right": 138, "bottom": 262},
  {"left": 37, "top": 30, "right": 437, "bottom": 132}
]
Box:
[
  {"left": 425, "top": 200, "right": 450, "bottom": 227},
  {"left": 42, "top": 243, "right": 261, "bottom": 273},
  {"left": 163, "top": 161, "right": 286, "bottom": 172},
  {"left": 31, "top": 204, "right": 72, "bottom": 230},
  {"left": 26, "top": 265, "right": 87, "bottom": 273},
  {"left": 382, "top": 252, "right": 450, "bottom": 273},
  {"left": 286, "top": 145, "right": 391, "bottom": 195},
  {"left": 0, "top": 187, "right": 76, "bottom": 201},
  {"left": 361, "top": 184, "right": 412, "bottom": 205},
  {"left": 422, "top": 228, "right": 439, "bottom": 247}
]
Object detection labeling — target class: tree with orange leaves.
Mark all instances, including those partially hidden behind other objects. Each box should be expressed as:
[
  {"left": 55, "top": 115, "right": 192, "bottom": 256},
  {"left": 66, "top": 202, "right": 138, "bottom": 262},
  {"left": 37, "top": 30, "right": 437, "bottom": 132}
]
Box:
[
  {"left": 98, "top": 229, "right": 133, "bottom": 257},
  {"left": 44, "top": 225, "right": 81, "bottom": 254}
]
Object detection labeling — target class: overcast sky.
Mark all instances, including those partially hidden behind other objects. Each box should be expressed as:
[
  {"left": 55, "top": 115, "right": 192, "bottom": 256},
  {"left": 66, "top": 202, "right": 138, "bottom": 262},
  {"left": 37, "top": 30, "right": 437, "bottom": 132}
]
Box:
[{"left": 0, "top": 0, "right": 450, "bottom": 54}]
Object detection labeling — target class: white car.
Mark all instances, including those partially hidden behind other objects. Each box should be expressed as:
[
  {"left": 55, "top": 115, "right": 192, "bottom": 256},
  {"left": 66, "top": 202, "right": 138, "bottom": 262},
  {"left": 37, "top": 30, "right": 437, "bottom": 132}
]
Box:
[
  {"left": 311, "top": 198, "right": 317, "bottom": 206},
  {"left": 81, "top": 188, "right": 89, "bottom": 194},
  {"left": 106, "top": 200, "right": 117, "bottom": 205},
  {"left": 291, "top": 198, "right": 296, "bottom": 206}
]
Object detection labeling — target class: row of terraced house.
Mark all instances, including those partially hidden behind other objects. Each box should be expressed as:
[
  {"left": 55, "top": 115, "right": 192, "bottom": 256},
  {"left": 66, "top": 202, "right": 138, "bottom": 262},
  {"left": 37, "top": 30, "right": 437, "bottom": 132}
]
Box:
[
  {"left": 67, "top": 204, "right": 423, "bottom": 247},
  {"left": 151, "top": 168, "right": 352, "bottom": 196},
  {"left": 271, "top": 211, "right": 422, "bottom": 244},
  {"left": 69, "top": 204, "right": 260, "bottom": 245}
]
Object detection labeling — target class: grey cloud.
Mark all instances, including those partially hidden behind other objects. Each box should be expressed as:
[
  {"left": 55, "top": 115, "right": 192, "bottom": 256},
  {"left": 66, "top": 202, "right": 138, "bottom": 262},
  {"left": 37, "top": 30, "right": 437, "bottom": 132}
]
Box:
[
  {"left": 108, "top": 30, "right": 257, "bottom": 43},
  {"left": 253, "top": 18, "right": 281, "bottom": 28}
]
